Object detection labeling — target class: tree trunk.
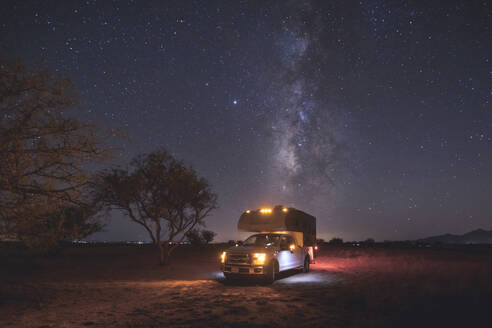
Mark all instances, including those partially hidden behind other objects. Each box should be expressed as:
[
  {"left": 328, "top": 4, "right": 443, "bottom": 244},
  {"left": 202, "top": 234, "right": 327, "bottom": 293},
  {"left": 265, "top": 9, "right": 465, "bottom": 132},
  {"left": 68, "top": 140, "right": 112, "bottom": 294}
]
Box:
[
  {"left": 158, "top": 241, "right": 170, "bottom": 265},
  {"left": 157, "top": 241, "right": 165, "bottom": 265},
  {"left": 162, "top": 241, "right": 170, "bottom": 265}
]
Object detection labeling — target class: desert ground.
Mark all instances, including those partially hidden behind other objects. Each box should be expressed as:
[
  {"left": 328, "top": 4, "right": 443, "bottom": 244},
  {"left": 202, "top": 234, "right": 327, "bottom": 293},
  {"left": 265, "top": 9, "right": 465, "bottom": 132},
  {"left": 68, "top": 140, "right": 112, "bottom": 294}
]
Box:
[{"left": 1, "top": 243, "right": 492, "bottom": 327}]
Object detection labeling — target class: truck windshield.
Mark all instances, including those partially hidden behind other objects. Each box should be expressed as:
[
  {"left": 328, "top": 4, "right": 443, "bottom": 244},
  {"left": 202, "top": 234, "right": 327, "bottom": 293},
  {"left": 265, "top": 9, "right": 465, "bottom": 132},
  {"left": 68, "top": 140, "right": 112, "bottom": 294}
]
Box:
[{"left": 243, "top": 234, "right": 281, "bottom": 247}]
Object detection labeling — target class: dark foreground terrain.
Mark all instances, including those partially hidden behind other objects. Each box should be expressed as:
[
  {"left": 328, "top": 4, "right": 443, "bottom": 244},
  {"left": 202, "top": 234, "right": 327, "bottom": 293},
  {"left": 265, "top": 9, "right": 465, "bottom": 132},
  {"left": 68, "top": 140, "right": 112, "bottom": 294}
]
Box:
[{"left": 1, "top": 243, "right": 492, "bottom": 327}]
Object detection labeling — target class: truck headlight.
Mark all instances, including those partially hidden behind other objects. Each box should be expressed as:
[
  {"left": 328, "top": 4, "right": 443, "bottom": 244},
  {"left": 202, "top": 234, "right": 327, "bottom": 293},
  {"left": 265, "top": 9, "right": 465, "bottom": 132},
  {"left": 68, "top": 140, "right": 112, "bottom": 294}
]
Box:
[
  {"left": 220, "top": 251, "right": 226, "bottom": 263},
  {"left": 252, "top": 253, "right": 266, "bottom": 265}
]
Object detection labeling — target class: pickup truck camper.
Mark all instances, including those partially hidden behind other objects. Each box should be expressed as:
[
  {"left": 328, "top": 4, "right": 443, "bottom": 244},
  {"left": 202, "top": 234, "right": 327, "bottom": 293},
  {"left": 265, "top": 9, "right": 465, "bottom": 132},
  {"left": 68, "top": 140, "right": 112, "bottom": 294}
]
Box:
[{"left": 220, "top": 205, "right": 316, "bottom": 282}]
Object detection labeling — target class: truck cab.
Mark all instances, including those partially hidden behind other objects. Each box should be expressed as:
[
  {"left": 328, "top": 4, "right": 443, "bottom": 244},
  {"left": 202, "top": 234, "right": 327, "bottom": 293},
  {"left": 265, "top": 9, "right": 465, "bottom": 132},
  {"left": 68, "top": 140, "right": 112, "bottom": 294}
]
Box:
[{"left": 220, "top": 206, "right": 316, "bottom": 282}]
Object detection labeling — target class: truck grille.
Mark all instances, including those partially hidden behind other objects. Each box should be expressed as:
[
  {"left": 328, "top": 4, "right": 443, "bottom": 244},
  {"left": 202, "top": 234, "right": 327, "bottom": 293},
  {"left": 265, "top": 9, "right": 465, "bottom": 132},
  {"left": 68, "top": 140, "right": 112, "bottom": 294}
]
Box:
[{"left": 226, "top": 253, "right": 250, "bottom": 265}]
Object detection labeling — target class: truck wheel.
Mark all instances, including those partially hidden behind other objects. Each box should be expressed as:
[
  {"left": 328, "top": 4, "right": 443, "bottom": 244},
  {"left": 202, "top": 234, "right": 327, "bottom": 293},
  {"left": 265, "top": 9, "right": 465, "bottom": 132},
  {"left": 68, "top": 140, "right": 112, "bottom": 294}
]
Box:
[
  {"left": 265, "top": 261, "right": 278, "bottom": 283},
  {"left": 302, "top": 257, "right": 310, "bottom": 273}
]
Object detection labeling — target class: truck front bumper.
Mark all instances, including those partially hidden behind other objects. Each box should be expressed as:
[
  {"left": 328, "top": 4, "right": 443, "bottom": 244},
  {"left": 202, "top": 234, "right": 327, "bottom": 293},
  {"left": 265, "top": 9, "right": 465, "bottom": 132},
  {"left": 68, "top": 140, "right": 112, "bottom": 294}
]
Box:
[{"left": 222, "top": 264, "right": 264, "bottom": 275}]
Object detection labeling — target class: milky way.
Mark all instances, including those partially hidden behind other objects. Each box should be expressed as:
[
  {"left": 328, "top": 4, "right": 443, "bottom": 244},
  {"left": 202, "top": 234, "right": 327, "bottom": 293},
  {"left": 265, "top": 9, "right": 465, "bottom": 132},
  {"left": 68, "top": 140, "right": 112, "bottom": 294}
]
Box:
[
  {"left": 270, "top": 25, "right": 345, "bottom": 205},
  {"left": 268, "top": 2, "right": 350, "bottom": 212}
]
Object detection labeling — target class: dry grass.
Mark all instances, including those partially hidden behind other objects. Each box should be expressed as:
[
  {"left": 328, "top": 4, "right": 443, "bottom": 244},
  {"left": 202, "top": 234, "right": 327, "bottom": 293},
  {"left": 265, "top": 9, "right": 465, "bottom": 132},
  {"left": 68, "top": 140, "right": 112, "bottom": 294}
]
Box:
[{"left": 1, "top": 244, "right": 491, "bottom": 327}]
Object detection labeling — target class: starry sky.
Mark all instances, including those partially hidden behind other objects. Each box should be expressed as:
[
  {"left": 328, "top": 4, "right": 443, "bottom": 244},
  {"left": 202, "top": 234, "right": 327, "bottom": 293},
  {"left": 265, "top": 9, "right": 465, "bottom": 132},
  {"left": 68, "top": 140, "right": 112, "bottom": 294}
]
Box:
[{"left": 1, "top": 0, "right": 491, "bottom": 242}]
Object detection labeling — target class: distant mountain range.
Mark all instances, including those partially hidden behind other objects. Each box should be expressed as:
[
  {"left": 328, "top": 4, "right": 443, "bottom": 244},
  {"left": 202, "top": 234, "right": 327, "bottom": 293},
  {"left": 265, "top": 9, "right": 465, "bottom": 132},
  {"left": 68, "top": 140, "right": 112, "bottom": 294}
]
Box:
[{"left": 418, "top": 229, "right": 492, "bottom": 244}]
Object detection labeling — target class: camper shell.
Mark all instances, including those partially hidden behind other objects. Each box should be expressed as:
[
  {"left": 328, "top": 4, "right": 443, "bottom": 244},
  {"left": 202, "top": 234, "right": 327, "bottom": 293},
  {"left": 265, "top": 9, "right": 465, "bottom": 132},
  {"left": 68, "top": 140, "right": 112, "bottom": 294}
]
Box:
[{"left": 238, "top": 205, "right": 316, "bottom": 247}]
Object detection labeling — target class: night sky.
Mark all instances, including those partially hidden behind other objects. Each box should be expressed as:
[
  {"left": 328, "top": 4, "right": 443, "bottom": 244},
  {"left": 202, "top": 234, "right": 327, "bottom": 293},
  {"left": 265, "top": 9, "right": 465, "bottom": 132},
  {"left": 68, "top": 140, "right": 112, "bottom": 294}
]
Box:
[{"left": 2, "top": 0, "right": 490, "bottom": 242}]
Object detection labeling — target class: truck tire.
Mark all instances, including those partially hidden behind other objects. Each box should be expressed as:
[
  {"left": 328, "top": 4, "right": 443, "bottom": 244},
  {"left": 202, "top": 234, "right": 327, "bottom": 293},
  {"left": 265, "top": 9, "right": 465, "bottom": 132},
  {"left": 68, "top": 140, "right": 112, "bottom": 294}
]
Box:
[
  {"left": 265, "top": 261, "right": 278, "bottom": 283},
  {"left": 302, "top": 256, "right": 310, "bottom": 273}
]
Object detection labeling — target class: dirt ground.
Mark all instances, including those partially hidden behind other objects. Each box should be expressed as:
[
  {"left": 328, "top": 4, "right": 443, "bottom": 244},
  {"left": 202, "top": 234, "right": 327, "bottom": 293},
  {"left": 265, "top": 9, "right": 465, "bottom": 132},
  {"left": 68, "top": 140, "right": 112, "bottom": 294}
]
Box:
[{"left": 1, "top": 244, "right": 492, "bottom": 327}]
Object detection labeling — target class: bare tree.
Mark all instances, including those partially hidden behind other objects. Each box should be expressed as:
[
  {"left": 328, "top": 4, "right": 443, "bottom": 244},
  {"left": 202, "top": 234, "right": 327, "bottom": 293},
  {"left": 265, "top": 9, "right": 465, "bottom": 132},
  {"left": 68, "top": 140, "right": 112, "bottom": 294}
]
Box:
[
  {"left": 0, "top": 59, "right": 108, "bottom": 248},
  {"left": 96, "top": 150, "right": 217, "bottom": 264}
]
